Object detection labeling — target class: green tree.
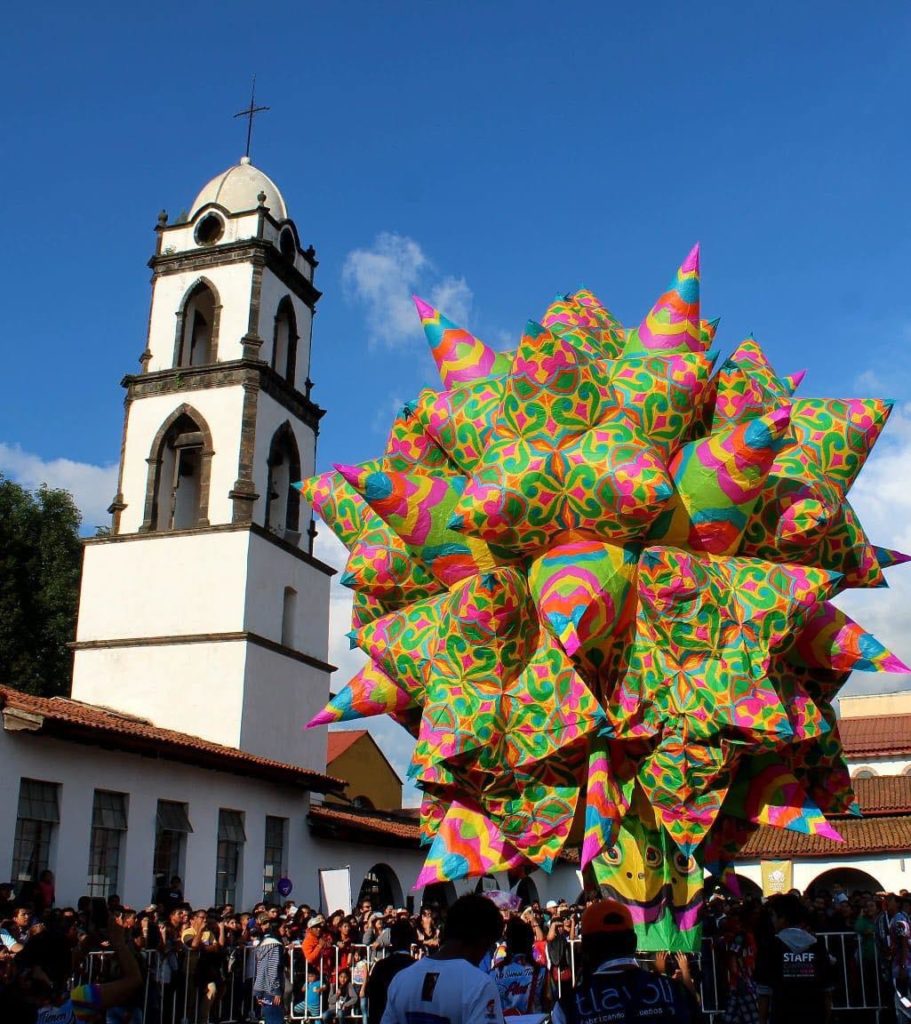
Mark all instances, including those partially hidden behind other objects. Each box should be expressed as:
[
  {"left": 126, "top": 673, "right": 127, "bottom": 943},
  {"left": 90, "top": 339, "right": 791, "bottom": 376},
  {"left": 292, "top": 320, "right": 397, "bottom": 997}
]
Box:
[{"left": 0, "top": 475, "right": 82, "bottom": 697}]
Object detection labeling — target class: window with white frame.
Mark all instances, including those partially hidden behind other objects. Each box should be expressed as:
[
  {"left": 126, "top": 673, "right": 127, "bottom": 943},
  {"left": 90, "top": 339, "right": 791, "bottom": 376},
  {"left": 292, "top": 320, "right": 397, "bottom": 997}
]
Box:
[
  {"left": 87, "top": 790, "right": 128, "bottom": 897},
  {"left": 216, "top": 809, "right": 246, "bottom": 907},
  {"left": 11, "top": 779, "right": 60, "bottom": 885},
  {"left": 263, "top": 816, "right": 288, "bottom": 902}
]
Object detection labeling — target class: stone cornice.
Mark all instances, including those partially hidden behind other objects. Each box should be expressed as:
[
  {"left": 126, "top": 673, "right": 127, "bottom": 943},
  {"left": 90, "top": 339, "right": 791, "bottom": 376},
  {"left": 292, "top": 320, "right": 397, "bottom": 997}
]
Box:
[
  {"left": 70, "top": 630, "right": 336, "bottom": 675},
  {"left": 121, "top": 359, "right": 327, "bottom": 434},
  {"left": 149, "top": 238, "right": 322, "bottom": 310},
  {"left": 82, "top": 520, "right": 337, "bottom": 578}
]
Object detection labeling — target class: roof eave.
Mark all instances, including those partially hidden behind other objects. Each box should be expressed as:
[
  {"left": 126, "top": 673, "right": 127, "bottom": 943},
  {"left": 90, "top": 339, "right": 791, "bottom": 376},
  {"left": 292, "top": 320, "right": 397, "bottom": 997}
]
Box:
[{"left": 2, "top": 706, "right": 344, "bottom": 794}]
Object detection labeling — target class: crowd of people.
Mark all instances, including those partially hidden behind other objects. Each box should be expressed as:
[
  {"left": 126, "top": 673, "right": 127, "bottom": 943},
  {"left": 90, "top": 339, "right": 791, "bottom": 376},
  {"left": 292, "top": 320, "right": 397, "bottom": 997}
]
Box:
[{"left": 0, "top": 870, "right": 907, "bottom": 1022}]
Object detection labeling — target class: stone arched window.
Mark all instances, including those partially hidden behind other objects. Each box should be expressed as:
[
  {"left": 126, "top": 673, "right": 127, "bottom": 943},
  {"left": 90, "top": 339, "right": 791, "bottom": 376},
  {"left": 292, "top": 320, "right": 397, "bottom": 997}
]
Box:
[
  {"left": 174, "top": 279, "right": 221, "bottom": 367},
  {"left": 264, "top": 423, "right": 301, "bottom": 538},
  {"left": 854, "top": 767, "right": 877, "bottom": 779},
  {"left": 271, "top": 296, "right": 298, "bottom": 385},
  {"left": 142, "top": 404, "right": 214, "bottom": 532}
]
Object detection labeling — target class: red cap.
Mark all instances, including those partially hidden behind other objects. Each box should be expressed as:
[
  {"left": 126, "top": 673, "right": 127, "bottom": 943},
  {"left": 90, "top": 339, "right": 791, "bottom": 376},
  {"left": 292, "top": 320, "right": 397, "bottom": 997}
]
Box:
[{"left": 581, "top": 899, "right": 634, "bottom": 936}]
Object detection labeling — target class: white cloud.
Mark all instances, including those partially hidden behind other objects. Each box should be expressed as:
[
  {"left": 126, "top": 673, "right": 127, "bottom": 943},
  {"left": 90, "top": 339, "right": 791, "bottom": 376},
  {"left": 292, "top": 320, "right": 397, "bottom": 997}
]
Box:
[
  {"left": 833, "top": 401, "right": 911, "bottom": 699},
  {"left": 0, "top": 443, "right": 118, "bottom": 532},
  {"left": 428, "top": 276, "right": 472, "bottom": 328},
  {"left": 854, "top": 368, "right": 885, "bottom": 392},
  {"left": 342, "top": 232, "right": 475, "bottom": 351},
  {"left": 313, "top": 525, "right": 419, "bottom": 804}
]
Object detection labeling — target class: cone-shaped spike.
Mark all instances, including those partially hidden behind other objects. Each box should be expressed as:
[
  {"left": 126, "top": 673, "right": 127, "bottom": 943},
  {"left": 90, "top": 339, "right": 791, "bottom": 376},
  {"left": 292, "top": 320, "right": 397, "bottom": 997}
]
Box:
[
  {"left": 650, "top": 406, "right": 792, "bottom": 555},
  {"left": 875, "top": 546, "right": 911, "bottom": 569},
  {"left": 624, "top": 243, "right": 703, "bottom": 355},
  {"left": 412, "top": 296, "right": 509, "bottom": 387},
  {"left": 305, "top": 660, "right": 418, "bottom": 727},
  {"left": 791, "top": 602, "right": 911, "bottom": 673}
]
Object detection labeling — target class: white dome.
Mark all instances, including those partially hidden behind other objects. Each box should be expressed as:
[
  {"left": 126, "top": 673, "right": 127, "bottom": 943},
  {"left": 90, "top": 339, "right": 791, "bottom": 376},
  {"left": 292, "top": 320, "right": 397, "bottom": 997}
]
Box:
[{"left": 190, "top": 157, "right": 288, "bottom": 219}]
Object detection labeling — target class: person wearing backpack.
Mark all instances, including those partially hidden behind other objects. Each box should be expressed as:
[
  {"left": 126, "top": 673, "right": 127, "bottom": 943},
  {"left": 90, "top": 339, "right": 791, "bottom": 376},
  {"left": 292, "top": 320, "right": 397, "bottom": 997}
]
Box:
[{"left": 551, "top": 899, "right": 691, "bottom": 1024}]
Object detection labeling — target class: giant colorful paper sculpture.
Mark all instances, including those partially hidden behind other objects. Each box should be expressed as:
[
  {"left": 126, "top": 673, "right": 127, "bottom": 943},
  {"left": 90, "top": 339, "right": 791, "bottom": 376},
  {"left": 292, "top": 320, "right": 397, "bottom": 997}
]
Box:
[{"left": 299, "top": 244, "right": 909, "bottom": 935}]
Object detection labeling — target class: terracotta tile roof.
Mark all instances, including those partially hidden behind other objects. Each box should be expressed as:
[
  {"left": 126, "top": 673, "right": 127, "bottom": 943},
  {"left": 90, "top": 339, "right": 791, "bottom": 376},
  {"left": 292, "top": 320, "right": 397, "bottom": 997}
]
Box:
[
  {"left": 839, "top": 714, "right": 911, "bottom": 758},
  {"left": 852, "top": 774, "right": 911, "bottom": 815},
  {"left": 326, "top": 730, "right": 368, "bottom": 763},
  {"left": 737, "top": 815, "right": 911, "bottom": 860},
  {"left": 0, "top": 686, "right": 343, "bottom": 793},
  {"left": 308, "top": 804, "right": 421, "bottom": 843}
]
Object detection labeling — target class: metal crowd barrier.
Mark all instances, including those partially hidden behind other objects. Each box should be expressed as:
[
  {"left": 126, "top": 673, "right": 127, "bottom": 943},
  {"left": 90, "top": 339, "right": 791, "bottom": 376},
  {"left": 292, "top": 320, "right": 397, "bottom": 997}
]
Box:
[
  {"left": 78, "top": 928, "right": 891, "bottom": 1022},
  {"left": 82, "top": 945, "right": 259, "bottom": 1024},
  {"left": 288, "top": 941, "right": 393, "bottom": 1021},
  {"left": 81, "top": 937, "right": 418, "bottom": 1024}
]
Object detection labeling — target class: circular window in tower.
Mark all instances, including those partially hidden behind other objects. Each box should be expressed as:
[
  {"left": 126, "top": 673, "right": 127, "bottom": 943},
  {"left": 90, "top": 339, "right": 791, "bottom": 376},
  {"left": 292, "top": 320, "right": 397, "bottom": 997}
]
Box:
[
  {"left": 194, "top": 213, "right": 224, "bottom": 246},
  {"left": 279, "top": 227, "right": 296, "bottom": 262}
]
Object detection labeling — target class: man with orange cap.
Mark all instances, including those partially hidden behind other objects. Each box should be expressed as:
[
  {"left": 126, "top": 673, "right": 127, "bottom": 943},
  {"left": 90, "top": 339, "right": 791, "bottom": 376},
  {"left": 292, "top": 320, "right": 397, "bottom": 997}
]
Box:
[{"left": 551, "top": 899, "right": 692, "bottom": 1023}]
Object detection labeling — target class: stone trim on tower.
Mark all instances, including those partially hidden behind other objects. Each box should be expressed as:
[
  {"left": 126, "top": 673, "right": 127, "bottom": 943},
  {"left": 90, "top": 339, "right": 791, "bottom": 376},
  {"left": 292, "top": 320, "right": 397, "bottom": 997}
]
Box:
[
  {"left": 70, "top": 630, "right": 336, "bottom": 674},
  {"left": 229, "top": 381, "right": 260, "bottom": 523},
  {"left": 123, "top": 361, "right": 325, "bottom": 435},
  {"left": 108, "top": 393, "right": 133, "bottom": 534},
  {"left": 150, "top": 239, "right": 321, "bottom": 311},
  {"left": 241, "top": 263, "right": 265, "bottom": 360}
]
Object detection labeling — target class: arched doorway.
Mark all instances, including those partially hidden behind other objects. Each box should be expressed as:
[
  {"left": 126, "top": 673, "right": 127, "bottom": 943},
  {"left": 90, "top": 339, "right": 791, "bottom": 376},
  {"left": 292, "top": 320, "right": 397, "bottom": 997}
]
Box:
[
  {"left": 357, "top": 863, "right": 404, "bottom": 911},
  {"left": 503, "top": 868, "right": 540, "bottom": 909},
  {"left": 806, "top": 867, "right": 884, "bottom": 897},
  {"left": 704, "top": 873, "right": 762, "bottom": 900},
  {"left": 421, "top": 881, "right": 457, "bottom": 910}
]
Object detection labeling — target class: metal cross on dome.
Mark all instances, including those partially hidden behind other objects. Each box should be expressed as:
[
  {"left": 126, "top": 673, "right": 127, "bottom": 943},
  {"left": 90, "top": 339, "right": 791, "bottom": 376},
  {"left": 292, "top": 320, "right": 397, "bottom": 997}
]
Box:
[{"left": 234, "top": 75, "right": 270, "bottom": 160}]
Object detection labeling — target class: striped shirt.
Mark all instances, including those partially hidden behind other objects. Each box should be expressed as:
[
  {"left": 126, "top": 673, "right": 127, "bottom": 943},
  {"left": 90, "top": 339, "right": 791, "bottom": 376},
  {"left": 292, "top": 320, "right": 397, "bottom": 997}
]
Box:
[{"left": 253, "top": 934, "right": 285, "bottom": 996}]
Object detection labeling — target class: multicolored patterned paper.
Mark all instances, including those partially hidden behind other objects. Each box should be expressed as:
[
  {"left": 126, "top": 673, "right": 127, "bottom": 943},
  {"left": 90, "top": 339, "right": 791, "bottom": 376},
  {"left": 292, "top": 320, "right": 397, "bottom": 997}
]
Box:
[
  {"left": 414, "top": 297, "right": 511, "bottom": 387},
  {"left": 623, "top": 244, "right": 705, "bottom": 356},
  {"left": 307, "top": 659, "right": 417, "bottom": 726},
  {"left": 300, "top": 246, "right": 906, "bottom": 934}
]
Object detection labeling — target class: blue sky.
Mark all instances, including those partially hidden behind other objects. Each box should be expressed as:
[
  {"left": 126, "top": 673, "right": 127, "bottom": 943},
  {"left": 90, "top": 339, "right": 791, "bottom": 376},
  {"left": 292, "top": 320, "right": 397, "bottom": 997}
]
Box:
[{"left": 2, "top": 2, "right": 911, "bottom": 791}]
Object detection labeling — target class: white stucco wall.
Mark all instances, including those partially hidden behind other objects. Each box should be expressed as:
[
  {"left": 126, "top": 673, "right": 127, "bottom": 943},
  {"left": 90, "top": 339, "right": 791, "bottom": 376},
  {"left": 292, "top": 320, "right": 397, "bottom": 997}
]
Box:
[
  {"left": 162, "top": 211, "right": 263, "bottom": 256},
  {"left": 118, "top": 387, "right": 244, "bottom": 533},
  {"left": 736, "top": 854, "right": 911, "bottom": 894},
  {"left": 0, "top": 729, "right": 325, "bottom": 909},
  {"left": 0, "top": 730, "right": 444, "bottom": 914},
  {"left": 146, "top": 264, "right": 255, "bottom": 371},
  {"left": 76, "top": 531, "right": 251, "bottom": 641},
  {"left": 239, "top": 645, "right": 330, "bottom": 772},
  {"left": 243, "top": 531, "right": 330, "bottom": 659},
  {"left": 73, "top": 529, "right": 332, "bottom": 762},
  {"left": 848, "top": 756, "right": 911, "bottom": 776},
  {"left": 71, "top": 641, "right": 249, "bottom": 748}
]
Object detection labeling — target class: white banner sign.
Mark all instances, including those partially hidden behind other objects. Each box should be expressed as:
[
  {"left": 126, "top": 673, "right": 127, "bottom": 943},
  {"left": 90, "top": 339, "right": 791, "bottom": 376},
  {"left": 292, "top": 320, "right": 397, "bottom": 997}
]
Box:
[{"left": 319, "top": 866, "right": 352, "bottom": 916}]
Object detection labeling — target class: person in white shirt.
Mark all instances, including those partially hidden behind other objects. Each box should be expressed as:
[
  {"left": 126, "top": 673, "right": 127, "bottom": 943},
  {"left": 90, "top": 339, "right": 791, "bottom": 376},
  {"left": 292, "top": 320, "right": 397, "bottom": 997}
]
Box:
[{"left": 380, "top": 893, "right": 506, "bottom": 1024}]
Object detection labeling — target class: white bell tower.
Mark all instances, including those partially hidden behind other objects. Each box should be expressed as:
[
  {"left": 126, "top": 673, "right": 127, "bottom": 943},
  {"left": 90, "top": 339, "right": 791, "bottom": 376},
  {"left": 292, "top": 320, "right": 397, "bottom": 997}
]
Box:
[{"left": 71, "top": 158, "right": 334, "bottom": 771}]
